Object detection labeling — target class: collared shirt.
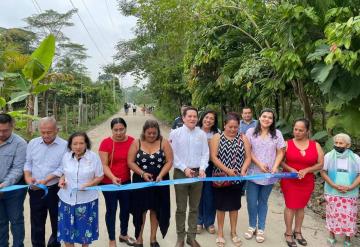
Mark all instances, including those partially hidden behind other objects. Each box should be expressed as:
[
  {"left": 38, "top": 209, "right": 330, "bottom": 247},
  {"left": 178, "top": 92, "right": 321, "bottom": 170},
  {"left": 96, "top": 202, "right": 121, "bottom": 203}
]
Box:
[
  {"left": 58, "top": 150, "right": 104, "bottom": 205},
  {"left": 169, "top": 125, "right": 209, "bottom": 171},
  {"left": 0, "top": 133, "right": 27, "bottom": 187},
  {"left": 24, "top": 136, "right": 68, "bottom": 186},
  {"left": 239, "top": 119, "right": 258, "bottom": 134}
]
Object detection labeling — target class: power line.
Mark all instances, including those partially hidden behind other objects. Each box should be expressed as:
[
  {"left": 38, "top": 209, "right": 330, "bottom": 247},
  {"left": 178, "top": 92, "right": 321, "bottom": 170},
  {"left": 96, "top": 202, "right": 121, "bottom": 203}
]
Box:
[
  {"left": 30, "top": 0, "right": 49, "bottom": 35},
  {"left": 68, "top": 0, "right": 109, "bottom": 64},
  {"left": 105, "top": 0, "right": 115, "bottom": 28},
  {"left": 32, "top": 0, "right": 43, "bottom": 12},
  {"left": 80, "top": 0, "right": 111, "bottom": 44}
]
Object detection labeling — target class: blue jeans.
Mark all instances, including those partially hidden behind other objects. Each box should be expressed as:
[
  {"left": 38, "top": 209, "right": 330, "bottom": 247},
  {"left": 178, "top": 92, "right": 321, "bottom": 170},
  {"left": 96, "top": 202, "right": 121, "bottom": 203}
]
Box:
[
  {"left": 0, "top": 189, "right": 27, "bottom": 247},
  {"left": 246, "top": 181, "right": 273, "bottom": 231},
  {"left": 197, "top": 164, "right": 215, "bottom": 227},
  {"left": 102, "top": 181, "right": 131, "bottom": 240}
]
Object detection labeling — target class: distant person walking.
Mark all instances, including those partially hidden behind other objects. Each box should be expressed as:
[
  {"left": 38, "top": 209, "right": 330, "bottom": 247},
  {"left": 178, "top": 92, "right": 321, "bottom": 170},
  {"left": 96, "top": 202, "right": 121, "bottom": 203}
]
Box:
[
  {"left": 124, "top": 103, "right": 129, "bottom": 116},
  {"left": 132, "top": 105, "right": 137, "bottom": 116}
]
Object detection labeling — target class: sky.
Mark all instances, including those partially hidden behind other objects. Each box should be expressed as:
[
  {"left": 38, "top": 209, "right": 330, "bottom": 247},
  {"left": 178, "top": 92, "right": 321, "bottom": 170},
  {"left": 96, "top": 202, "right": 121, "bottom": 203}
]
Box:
[{"left": 0, "top": 0, "right": 137, "bottom": 87}]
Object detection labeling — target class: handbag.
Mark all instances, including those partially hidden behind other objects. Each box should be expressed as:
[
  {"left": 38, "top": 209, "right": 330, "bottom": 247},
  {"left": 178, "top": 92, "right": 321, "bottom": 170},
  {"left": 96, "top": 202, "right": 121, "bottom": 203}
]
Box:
[{"left": 212, "top": 170, "right": 232, "bottom": 188}]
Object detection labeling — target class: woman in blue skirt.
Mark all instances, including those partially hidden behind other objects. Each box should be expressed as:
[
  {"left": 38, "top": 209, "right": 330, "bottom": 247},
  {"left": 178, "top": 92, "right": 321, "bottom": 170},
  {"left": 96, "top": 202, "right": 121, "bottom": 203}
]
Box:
[{"left": 57, "top": 132, "right": 104, "bottom": 246}]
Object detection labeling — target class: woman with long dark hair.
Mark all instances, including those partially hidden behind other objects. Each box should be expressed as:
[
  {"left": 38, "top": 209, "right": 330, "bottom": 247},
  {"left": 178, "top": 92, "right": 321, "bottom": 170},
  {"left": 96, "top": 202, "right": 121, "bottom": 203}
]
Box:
[
  {"left": 196, "top": 110, "right": 219, "bottom": 235},
  {"left": 242, "top": 108, "right": 285, "bottom": 243}
]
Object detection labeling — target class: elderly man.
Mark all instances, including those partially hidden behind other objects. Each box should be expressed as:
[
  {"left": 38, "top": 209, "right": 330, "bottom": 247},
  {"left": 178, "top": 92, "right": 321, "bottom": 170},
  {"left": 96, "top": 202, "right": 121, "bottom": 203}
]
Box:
[
  {"left": 24, "top": 117, "right": 67, "bottom": 247},
  {"left": 169, "top": 107, "right": 209, "bottom": 247},
  {"left": 0, "top": 113, "right": 27, "bottom": 247}
]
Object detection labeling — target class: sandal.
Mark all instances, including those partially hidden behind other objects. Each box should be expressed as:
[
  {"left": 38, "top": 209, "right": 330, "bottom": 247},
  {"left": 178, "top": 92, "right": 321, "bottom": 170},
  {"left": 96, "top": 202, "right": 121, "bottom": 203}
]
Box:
[
  {"left": 327, "top": 238, "right": 336, "bottom": 247},
  {"left": 231, "top": 234, "right": 242, "bottom": 247},
  {"left": 255, "top": 230, "right": 265, "bottom": 243},
  {"left": 196, "top": 224, "right": 203, "bottom": 234},
  {"left": 284, "top": 233, "right": 297, "bottom": 247},
  {"left": 206, "top": 225, "right": 216, "bottom": 234},
  {"left": 244, "top": 227, "right": 256, "bottom": 240},
  {"left": 215, "top": 237, "right": 226, "bottom": 247},
  {"left": 344, "top": 240, "right": 351, "bottom": 247},
  {"left": 293, "top": 231, "right": 307, "bottom": 246}
]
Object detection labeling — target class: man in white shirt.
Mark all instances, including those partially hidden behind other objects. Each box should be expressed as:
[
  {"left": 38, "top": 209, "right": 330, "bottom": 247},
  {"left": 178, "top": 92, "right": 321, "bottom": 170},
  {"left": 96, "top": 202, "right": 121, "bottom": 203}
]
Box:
[
  {"left": 24, "top": 117, "right": 67, "bottom": 247},
  {"left": 169, "top": 107, "right": 209, "bottom": 247}
]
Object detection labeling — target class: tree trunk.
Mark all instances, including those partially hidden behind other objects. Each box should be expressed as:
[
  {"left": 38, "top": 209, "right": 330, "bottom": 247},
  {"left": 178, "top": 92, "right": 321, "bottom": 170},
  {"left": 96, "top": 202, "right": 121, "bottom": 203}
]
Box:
[
  {"left": 275, "top": 93, "right": 280, "bottom": 121},
  {"left": 285, "top": 94, "right": 293, "bottom": 122},
  {"left": 26, "top": 95, "right": 34, "bottom": 136},
  {"left": 40, "top": 91, "right": 48, "bottom": 117},
  {"left": 53, "top": 95, "right": 57, "bottom": 119},
  {"left": 291, "top": 80, "right": 314, "bottom": 131},
  {"left": 280, "top": 91, "right": 285, "bottom": 120}
]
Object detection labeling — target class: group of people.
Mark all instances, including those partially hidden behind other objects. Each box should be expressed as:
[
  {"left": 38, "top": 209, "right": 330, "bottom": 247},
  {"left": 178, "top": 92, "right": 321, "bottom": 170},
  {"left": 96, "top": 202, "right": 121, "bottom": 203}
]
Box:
[
  {"left": 124, "top": 103, "right": 137, "bottom": 116},
  {"left": 0, "top": 104, "right": 359, "bottom": 247}
]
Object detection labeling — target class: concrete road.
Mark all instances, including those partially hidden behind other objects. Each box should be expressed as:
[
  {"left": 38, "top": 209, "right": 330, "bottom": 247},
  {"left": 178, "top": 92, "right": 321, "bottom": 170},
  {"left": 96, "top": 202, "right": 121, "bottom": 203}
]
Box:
[{"left": 18, "top": 111, "right": 344, "bottom": 246}]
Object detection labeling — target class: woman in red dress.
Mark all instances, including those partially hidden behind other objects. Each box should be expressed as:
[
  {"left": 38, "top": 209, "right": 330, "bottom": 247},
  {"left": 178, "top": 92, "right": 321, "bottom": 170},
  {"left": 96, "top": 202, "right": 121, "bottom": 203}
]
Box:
[{"left": 280, "top": 119, "right": 324, "bottom": 247}]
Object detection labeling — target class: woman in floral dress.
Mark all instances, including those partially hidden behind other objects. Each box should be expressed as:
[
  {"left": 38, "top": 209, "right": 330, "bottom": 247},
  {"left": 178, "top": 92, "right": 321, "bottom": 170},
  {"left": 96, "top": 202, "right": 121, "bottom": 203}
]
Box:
[{"left": 57, "top": 132, "right": 104, "bottom": 247}]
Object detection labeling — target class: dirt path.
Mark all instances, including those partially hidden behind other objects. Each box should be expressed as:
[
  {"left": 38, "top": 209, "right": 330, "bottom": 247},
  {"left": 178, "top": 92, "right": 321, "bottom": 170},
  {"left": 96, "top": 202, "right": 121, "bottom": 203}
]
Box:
[{"left": 21, "top": 111, "right": 339, "bottom": 246}]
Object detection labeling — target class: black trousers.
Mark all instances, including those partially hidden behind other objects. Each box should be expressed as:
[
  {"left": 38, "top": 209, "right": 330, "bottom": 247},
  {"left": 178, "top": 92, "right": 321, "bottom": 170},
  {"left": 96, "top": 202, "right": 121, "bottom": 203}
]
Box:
[{"left": 28, "top": 184, "right": 61, "bottom": 247}]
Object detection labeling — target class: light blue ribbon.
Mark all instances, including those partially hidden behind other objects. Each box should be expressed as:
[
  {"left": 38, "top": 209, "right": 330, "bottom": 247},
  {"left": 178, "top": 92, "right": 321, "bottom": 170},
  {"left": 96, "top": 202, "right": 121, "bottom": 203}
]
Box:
[
  {"left": 0, "top": 184, "right": 48, "bottom": 197},
  {"left": 83, "top": 172, "right": 298, "bottom": 192},
  {"left": 0, "top": 173, "right": 298, "bottom": 193}
]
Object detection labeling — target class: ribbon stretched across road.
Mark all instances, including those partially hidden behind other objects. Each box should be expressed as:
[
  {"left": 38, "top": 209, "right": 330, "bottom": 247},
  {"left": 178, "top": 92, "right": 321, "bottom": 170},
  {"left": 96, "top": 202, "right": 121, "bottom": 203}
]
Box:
[
  {"left": 0, "top": 184, "right": 48, "bottom": 197},
  {"left": 0, "top": 173, "right": 297, "bottom": 193},
  {"left": 84, "top": 172, "right": 298, "bottom": 192}
]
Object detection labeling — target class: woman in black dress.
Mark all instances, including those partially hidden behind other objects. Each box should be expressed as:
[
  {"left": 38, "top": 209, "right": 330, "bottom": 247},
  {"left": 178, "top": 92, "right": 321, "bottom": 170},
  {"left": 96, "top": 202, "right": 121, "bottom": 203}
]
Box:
[
  {"left": 210, "top": 113, "right": 251, "bottom": 247},
  {"left": 127, "top": 120, "right": 173, "bottom": 247}
]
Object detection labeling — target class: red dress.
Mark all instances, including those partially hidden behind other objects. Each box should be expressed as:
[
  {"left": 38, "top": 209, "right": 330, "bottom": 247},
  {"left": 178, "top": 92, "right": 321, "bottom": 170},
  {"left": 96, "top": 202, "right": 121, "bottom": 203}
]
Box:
[{"left": 280, "top": 139, "right": 318, "bottom": 209}]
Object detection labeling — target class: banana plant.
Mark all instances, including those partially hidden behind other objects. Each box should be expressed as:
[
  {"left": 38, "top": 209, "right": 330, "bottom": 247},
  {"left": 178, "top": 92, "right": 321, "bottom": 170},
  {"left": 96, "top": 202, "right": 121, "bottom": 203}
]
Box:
[{"left": 7, "top": 34, "right": 56, "bottom": 134}]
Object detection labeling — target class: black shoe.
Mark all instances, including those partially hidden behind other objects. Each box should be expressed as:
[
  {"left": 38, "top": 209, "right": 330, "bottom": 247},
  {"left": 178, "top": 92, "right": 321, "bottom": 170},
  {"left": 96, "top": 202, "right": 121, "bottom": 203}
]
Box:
[
  {"left": 284, "top": 233, "right": 297, "bottom": 247},
  {"left": 293, "top": 232, "right": 307, "bottom": 246},
  {"left": 134, "top": 244, "right": 143, "bottom": 247},
  {"left": 119, "top": 236, "right": 136, "bottom": 246},
  {"left": 150, "top": 242, "right": 160, "bottom": 247}
]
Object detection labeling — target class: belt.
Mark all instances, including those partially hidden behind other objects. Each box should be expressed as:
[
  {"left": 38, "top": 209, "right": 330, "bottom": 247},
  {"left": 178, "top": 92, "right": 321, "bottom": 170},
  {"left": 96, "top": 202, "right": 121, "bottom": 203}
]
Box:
[
  {"left": 336, "top": 169, "right": 348, "bottom": 173},
  {"left": 175, "top": 168, "right": 200, "bottom": 173}
]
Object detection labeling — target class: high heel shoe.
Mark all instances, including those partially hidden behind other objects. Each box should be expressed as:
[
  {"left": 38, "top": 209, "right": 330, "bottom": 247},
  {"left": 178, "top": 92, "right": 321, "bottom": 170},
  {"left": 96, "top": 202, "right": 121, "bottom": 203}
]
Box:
[
  {"left": 284, "top": 233, "right": 297, "bottom": 247},
  {"left": 293, "top": 231, "right": 307, "bottom": 246}
]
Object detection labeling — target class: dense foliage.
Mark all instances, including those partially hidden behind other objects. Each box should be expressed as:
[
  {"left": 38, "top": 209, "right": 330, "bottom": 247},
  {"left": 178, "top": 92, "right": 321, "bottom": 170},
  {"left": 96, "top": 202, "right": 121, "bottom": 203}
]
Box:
[{"left": 112, "top": 0, "right": 360, "bottom": 149}]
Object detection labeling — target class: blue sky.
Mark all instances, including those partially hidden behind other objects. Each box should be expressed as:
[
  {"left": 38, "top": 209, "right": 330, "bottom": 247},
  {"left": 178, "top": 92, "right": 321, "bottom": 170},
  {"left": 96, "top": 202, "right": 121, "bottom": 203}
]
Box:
[{"left": 0, "top": 0, "right": 137, "bottom": 87}]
